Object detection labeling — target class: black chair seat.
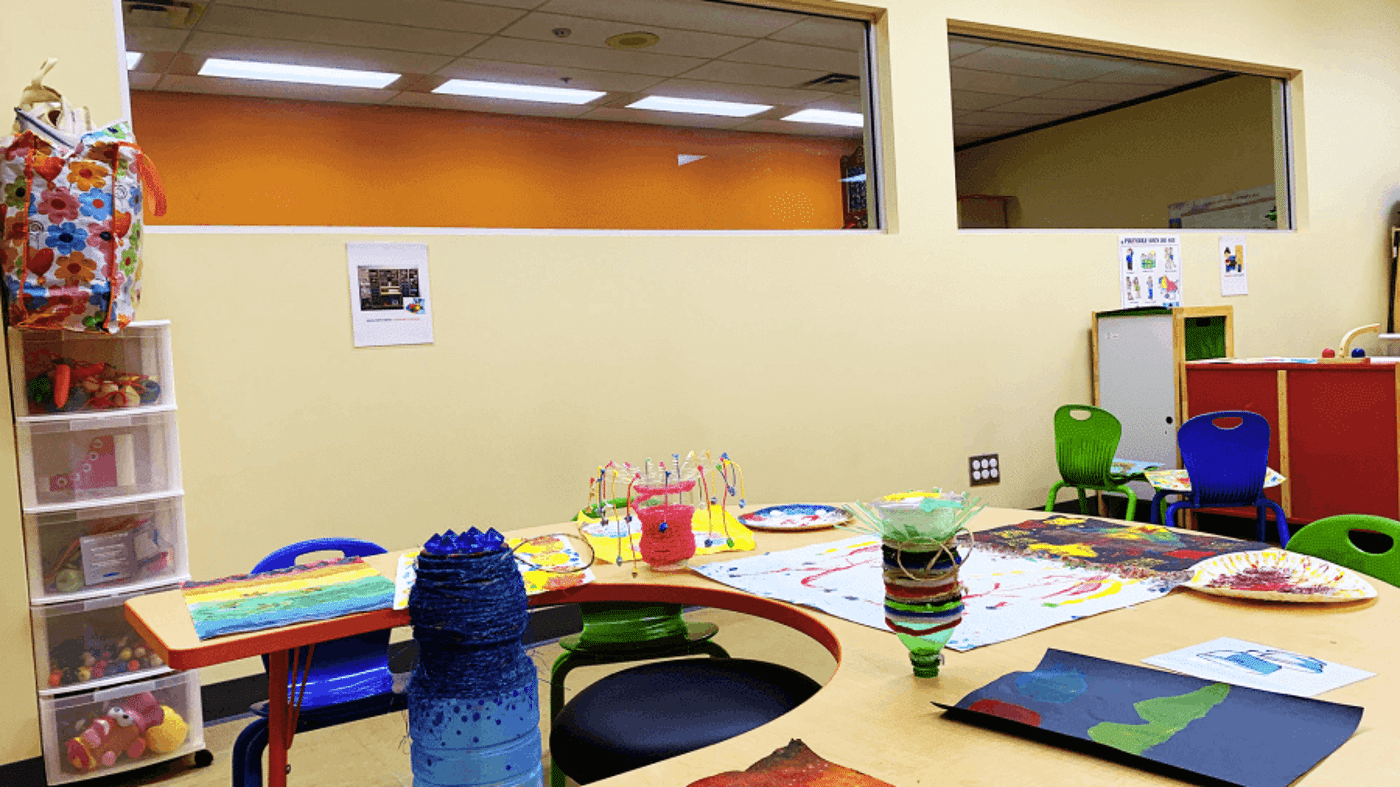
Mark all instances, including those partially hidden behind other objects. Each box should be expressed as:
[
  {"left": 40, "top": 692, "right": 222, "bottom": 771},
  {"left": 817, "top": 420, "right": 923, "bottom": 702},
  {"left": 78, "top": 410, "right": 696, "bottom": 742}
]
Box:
[{"left": 549, "top": 658, "right": 821, "bottom": 784}]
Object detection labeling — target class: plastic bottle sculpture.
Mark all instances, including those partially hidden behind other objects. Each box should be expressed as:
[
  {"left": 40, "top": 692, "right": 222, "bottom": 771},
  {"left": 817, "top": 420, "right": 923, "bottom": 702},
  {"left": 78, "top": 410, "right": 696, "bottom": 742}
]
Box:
[{"left": 408, "top": 527, "right": 542, "bottom": 787}]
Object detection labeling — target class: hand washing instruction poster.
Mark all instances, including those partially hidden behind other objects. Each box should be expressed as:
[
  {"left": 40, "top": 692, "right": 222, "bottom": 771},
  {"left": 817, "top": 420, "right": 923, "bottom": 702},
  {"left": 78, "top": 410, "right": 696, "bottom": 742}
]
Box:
[
  {"left": 1119, "top": 235, "right": 1182, "bottom": 308},
  {"left": 347, "top": 242, "right": 434, "bottom": 347}
]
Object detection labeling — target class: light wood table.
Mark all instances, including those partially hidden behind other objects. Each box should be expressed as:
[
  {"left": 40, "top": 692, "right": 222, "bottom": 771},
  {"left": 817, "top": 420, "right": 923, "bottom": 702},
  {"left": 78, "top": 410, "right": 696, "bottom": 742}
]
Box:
[{"left": 127, "top": 507, "right": 1396, "bottom": 786}]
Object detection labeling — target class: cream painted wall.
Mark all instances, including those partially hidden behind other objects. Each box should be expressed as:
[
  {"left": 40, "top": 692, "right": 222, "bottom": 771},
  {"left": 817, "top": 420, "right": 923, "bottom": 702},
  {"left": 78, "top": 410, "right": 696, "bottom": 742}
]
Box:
[
  {"left": 955, "top": 75, "right": 1278, "bottom": 228},
  {"left": 5, "top": 0, "right": 1400, "bottom": 768}
]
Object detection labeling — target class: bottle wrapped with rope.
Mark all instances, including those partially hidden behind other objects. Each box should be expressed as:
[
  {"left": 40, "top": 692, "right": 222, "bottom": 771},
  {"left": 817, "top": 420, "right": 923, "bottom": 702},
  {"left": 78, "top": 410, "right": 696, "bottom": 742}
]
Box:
[{"left": 408, "top": 527, "right": 543, "bottom": 787}]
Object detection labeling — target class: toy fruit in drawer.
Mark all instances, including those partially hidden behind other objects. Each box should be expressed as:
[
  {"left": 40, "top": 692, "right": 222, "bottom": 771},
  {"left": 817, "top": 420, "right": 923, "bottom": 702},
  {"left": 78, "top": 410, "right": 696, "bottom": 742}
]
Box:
[
  {"left": 64, "top": 691, "right": 188, "bottom": 771},
  {"left": 25, "top": 354, "right": 160, "bottom": 414}
]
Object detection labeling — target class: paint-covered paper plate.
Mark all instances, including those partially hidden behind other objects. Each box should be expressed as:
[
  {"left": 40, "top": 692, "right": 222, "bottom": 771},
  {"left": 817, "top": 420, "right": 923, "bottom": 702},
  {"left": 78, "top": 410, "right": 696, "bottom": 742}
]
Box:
[
  {"left": 1182, "top": 550, "right": 1377, "bottom": 603},
  {"left": 738, "top": 504, "right": 852, "bottom": 532}
]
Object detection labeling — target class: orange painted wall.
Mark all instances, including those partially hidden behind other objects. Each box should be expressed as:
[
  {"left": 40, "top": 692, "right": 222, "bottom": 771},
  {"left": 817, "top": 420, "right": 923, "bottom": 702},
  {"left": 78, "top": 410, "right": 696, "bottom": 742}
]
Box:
[{"left": 129, "top": 91, "right": 853, "bottom": 229}]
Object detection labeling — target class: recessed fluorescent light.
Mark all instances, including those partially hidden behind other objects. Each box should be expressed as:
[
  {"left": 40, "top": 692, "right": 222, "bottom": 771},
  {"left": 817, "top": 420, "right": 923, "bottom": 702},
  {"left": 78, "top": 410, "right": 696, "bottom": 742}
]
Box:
[
  {"left": 677, "top": 154, "right": 706, "bottom": 166},
  {"left": 782, "top": 108, "right": 865, "bottom": 127},
  {"left": 126, "top": 52, "right": 143, "bottom": 70},
  {"left": 197, "top": 58, "right": 400, "bottom": 89},
  {"left": 628, "top": 96, "right": 770, "bottom": 118},
  {"left": 433, "top": 79, "right": 604, "bottom": 105}
]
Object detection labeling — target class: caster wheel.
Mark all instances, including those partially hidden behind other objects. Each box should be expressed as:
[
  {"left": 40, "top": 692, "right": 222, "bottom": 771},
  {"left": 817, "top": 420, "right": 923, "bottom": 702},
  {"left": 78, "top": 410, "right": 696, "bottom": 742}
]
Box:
[{"left": 193, "top": 749, "right": 214, "bottom": 768}]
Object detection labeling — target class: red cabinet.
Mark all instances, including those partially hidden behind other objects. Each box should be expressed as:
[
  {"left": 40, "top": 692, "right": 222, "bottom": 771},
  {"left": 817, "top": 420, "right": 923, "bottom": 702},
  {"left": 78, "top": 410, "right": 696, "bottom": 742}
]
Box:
[{"left": 1185, "top": 360, "right": 1400, "bottom": 523}]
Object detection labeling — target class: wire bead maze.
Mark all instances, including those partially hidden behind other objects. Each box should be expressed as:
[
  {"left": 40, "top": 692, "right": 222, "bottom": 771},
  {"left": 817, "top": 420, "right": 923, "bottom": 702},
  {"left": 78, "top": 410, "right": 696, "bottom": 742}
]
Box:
[{"left": 583, "top": 452, "right": 747, "bottom": 575}]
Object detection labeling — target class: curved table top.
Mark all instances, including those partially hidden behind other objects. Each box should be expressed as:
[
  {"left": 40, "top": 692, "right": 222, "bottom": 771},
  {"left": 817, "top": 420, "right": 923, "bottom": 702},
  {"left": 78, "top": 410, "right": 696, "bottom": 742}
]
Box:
[{"left": 126, "top": 507, "right": 1397, "bottom": 785}]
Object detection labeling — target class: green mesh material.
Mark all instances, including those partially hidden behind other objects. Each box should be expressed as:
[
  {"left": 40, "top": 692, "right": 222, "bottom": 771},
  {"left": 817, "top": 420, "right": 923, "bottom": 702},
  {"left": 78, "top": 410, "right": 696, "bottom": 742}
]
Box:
[
  {"left": 1286, "top": 514, "right": 1400, "bottom": 588},
  {"left": 1045, "top": 405, "right": 1137, "bottom": 520},
  {"left": 1184, "top": 316, "right": 1228, "bottom": 361}
]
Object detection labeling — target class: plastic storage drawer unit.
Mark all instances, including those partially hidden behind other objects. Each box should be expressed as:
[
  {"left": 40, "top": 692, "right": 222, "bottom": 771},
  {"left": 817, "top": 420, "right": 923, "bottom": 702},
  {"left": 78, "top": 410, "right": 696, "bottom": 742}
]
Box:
[
  {"left": 8, "top": 321, "right": 175, "bottom": 417},
  {"left": 40, "top": 671, "right": 203, "bottom": 784},
  {"left": 25, "top": 494, "right": 188, "bottom": 604},
  {"left": 31, "top": 588, "right": 172, "bottom": 695},
  {"left": 16, "top": 409, "right": 182, "bottom": 509}
]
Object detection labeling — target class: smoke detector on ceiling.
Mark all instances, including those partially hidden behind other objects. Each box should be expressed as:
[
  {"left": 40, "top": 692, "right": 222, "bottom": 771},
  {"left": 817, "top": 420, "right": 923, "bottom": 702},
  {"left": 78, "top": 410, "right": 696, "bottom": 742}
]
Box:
[{"left": 606, "top": 32, "right": 661, "bottom": 50}]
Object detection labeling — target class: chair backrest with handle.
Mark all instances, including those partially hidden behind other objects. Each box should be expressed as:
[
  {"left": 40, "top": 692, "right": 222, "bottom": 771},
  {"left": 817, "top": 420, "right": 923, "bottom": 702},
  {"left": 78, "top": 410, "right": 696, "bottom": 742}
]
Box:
[
  {"left": 252, "top": 538, "right": 393, "bottom": 708},
  {"left": 1053, "top": 405, "right": 1121, "bottom": 487},
  {"left": 1178, "top": 411, "right": 1270, "bottom": 506},
  {"left": 1286, "top": 514, "right": 1400, "bottom": 588}
]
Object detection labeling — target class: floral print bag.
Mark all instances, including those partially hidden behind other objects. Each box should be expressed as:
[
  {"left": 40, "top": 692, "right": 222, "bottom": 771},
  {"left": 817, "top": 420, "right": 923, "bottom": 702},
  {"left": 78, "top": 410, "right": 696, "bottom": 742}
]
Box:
[{"left": 1, "top": 62, "right": 165, "bottom": 333}]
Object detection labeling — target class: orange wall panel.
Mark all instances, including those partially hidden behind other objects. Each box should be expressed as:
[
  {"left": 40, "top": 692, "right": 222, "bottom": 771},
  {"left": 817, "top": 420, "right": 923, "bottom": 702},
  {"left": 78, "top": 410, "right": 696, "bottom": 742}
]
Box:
[{"left": 130, "top": 92, "right": 853, "bottom": 229}]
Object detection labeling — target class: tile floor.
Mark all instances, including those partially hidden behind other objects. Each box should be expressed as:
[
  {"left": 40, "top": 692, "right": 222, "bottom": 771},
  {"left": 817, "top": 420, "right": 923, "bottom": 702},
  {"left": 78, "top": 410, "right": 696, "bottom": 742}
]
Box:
[{"left": 107, "top": 608, "right": 838, "bottom": 787}]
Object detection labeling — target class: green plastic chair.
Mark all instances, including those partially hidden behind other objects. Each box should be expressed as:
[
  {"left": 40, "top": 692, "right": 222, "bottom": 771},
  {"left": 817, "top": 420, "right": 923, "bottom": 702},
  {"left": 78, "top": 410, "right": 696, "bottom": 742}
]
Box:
[
  {"left": 1044, "top": 404, "right": 1137, "bottom": 520},
  {"left": 1286, "top": 514, "right": 1400, "bottom": 588},
  {"left": 549, "top": 603, "right": 729, "bottom": 787}
]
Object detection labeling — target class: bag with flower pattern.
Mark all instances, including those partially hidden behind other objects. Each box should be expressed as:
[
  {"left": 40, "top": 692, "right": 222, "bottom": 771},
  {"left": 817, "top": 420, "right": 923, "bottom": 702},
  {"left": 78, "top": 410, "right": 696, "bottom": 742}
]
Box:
[{"left": 0, "top": 59, "right": 165, "bottom": 333}]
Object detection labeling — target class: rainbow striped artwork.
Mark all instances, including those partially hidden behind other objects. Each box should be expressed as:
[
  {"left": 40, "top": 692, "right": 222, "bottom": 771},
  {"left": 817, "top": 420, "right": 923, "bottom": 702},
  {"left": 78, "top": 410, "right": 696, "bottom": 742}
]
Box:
[{"left": 182, "top": 557, "right": 395, "bottom": 640}]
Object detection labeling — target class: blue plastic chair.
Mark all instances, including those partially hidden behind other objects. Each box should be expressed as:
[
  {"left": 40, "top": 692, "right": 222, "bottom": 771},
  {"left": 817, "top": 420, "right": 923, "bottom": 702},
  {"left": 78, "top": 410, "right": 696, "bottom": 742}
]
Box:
[
  {"left": 231, "top": 538, "right": 407, "bottom": 787},
  {"left": 1164, "top": 411, "right": 1290, "bottom": 545}
]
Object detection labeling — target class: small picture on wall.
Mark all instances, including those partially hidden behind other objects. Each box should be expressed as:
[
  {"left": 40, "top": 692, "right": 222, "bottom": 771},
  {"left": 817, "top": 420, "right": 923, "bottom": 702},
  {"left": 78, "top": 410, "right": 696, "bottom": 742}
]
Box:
[{"left": 347, "top": 243, "right": 434, "bottom": 347}]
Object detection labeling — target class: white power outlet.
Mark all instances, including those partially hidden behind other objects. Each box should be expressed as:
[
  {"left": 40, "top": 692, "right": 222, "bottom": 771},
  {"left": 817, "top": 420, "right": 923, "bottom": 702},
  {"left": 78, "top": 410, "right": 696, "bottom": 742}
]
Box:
[{"left": 969, "top": 454, "right": 1000, "bottom": 486}]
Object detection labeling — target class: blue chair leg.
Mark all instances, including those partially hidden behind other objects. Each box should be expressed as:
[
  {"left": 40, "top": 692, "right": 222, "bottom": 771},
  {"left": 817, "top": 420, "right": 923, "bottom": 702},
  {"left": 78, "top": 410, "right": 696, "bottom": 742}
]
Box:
[
  {"left": 1264, "top": 500, "right": 1290, "bottom": 546},
  {"left": 232, "top": 717, "right": 269, "bottom": 787},
  {"left": 1149, "top": 491, "right": 1168, "bottom": 525},
  {"left": 1164, "top": 500, "right": 1188, "bottom": 529}
]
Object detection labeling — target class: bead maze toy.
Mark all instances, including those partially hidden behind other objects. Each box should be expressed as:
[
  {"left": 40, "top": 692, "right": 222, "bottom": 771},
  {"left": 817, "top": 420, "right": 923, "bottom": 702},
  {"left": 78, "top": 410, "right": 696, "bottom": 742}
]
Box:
[{"left": 579, "top": 452, "right": 754, "bottom": 574}]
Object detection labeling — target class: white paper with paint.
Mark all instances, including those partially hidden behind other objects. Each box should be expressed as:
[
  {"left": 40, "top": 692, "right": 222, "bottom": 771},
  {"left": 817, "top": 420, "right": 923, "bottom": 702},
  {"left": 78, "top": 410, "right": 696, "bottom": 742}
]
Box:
[{"left": 1143, "top": 636, "right": 1373, "bottom": 697}]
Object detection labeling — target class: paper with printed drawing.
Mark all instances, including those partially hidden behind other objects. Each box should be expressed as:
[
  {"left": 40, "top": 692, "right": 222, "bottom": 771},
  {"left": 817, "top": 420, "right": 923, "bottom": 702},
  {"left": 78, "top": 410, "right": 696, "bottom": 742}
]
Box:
[
  {"left": 1143, "top": 637, "right": 1373, "bottom": 697},
  {"left": 1220, "top": 234, "right": 1248, "bottom": 296},
  {"left": 1119, "top": 234, "right": 1182, "bottom": 308}
]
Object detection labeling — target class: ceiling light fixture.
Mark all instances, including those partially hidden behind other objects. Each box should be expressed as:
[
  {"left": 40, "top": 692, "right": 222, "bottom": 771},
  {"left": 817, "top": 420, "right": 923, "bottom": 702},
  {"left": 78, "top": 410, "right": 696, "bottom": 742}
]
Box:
[
  {"left": 197, "top": 58, "right": 400, "bottom": 88},
  {"left": 606, "top": 31, "right": 660, "bottom": 50},
  {"left": 628, "top": 96, "right": 771, "bottom": 118},
  {"left": 782, "top": 108, "right": 864, "bottom": 127},
  {"left": 677, "top": 154, "right": 706, "bottom": 166},
  {"left": 126, "top": 52, "right": 143, "bottom": 70},
  {"left": 433, "top": 79, "right": 605, "bottom": 105}
]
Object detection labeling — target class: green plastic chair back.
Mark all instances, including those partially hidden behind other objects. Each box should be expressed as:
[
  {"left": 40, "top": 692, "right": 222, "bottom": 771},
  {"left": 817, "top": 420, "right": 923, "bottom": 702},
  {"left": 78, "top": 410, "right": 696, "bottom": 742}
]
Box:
[
  {"left": 1054, "top": 405, "right": 1122, "bottom": 487},
  {"left": 1286, "top": 514, "right": 1400, "bottom": 588},
  {"left": 1045, "top": 404, "right": 1137, "bottom": 520}
]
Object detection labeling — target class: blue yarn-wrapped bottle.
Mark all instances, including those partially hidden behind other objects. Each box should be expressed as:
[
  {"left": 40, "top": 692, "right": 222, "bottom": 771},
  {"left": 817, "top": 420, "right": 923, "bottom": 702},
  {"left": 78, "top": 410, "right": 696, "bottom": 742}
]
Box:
[{"left": 408, "top": 528, "right": 542, "bottom": 787}]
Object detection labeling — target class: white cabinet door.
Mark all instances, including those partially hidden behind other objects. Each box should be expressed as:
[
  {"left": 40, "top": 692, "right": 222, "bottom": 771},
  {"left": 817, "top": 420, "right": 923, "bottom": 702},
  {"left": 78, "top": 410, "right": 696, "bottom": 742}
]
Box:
[{"left": 1097, "top": 313, "right": 1177, "bottom": 501}]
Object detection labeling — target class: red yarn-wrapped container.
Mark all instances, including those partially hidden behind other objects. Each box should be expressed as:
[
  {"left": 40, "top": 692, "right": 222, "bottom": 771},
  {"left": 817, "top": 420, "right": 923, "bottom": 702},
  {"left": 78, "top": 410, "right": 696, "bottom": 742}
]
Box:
[{"left": 633, "top": 479, "right": 697, "bottom": 571}]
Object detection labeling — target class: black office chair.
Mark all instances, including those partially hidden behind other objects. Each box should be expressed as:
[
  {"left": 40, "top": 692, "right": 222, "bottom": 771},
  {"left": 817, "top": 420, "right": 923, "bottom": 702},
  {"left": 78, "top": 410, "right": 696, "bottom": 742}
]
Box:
[{"left": 549, "top": 658, "right": 821, "bottom": 784}]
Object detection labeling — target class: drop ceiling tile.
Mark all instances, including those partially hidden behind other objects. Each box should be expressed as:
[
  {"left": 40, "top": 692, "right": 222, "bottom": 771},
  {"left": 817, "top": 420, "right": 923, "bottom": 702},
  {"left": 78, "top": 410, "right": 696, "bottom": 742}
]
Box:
[
  {"left": 125, "top": 25, "right": 190, "bottom": 53},
  {"left": 643, "top": 78, "right": 833, "bottom": 106},
  {"left": 678, "top": 60, "right": 828, "bottom": 89},
  {"left": 950, "top": 89, "right": 1020, "bottom": 111},
  {"left": 128, "top": 73, "right": 162, "bottom": 91},
  {"left": 990, "top": 96, "right": 1114, "bottom": 115},
  {"left": 578, "top": 105, "right": 749, "bottom": 129},
  {"left": 948, "top": 36, "right": 989, "bottom": 60},
  {"left": 223, "top": 0, "right": 526, "bottom": 34},
  {"left": 721, "top": 40, "right": 861, "bottom": 74},
  {"left": 955, "top": 42, "right": 1123, "bottom": 80},
  {"left": 436, "top": 58, "right": 662, "bottom": 92},
  {"left": 182, "top": 32, "right": 453, "bottom": 73},
  {"left": 465, "top": 36, "right": 706, "bottom": 76},
  {"left": 197, "top": 5, "right": 486, "bottom": 56},
  {"left": 129, "top": 51, "right": 178, "bottom": 73},
  {"left": 1091, "top": 61, "right": 1222, "bottom": 86},
  {"left": 795, "top": 94, "right": 861, "bottom": 112},
  {"left": 767, "top": 17, "right": 866, "bottom": 51},
  {"left": 1035, "top": 81, "right": 1164, "bottom": 102},
  {"left": 388, "top": 91, "right": 593, "bottom": 117},
  {"left": 498, "top": 13, "right": 751, "bottom": 58},
  {"left": 959, "top": 109, "right": 1063, "bottom": 127},
  {"left": 949, "top": 67, "right": 1072, "bottom": 96},
  {"left": 156, "top": 74, "right": 392, "bottom": 104},
  {"left": 536, "top": 0, "right": 801, "bottom": 38},
  {"left": 734, "top": 118, "right": 860, "bottom": 138}
]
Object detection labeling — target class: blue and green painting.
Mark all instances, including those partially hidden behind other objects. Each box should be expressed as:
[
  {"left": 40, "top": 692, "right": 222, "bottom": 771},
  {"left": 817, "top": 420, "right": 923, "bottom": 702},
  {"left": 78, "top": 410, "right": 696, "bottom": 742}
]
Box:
[{"left": 938, "top": 650, "right": 1362, "bottom": 787}]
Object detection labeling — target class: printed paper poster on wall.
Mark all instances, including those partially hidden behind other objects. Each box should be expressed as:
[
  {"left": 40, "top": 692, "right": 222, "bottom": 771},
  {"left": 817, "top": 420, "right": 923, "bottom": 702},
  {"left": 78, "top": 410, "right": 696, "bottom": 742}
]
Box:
[
  {"left": 347, "top": 242, "right": 434, "bottom": 347},
  {"left": 1219, "top": 235, "right": 1248, "bottom": 296},
  {"left": 1119, "top": 234, "right": 1182, "bottom": 308}
]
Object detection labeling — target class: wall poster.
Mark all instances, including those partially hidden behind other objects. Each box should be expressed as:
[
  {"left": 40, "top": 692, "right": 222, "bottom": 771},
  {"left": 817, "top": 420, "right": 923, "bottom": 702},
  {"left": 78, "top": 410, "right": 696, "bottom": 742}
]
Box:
[
  {"left": 347, "top": 242, "right": 434, "bottom": 347},
  {"left": 1119, "top": 235, "right": 1182, "bottom": 308}
]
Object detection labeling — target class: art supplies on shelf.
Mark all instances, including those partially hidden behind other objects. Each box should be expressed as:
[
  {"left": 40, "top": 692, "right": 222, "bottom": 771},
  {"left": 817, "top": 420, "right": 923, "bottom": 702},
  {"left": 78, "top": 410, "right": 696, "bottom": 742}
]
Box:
[{"left": 25, "top": 494, "right": 186, "bottom": 603}]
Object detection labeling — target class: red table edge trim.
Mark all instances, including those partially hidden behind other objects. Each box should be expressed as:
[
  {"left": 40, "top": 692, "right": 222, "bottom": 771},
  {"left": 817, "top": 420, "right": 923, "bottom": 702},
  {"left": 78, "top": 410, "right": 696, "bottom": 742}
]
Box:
[{"left": 124, "top": 582, "right": 844, "bottom": 670}]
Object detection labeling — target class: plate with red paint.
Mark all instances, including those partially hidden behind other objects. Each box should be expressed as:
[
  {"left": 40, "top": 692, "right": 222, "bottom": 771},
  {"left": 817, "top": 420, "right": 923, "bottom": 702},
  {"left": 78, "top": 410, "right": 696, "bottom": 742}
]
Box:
[
  {"left": 1182, "top": 550, "right": 1377, "bottom": 603},
  {"left": 737, "top": 504, "right": 851, "bottom": 532}
]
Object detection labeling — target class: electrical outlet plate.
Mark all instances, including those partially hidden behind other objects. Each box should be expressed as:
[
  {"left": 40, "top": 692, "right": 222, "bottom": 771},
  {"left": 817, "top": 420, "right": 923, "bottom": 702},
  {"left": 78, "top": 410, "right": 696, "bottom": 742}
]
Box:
[{"left": 969, "top": 454, "right": 1000, "bottom": 486}]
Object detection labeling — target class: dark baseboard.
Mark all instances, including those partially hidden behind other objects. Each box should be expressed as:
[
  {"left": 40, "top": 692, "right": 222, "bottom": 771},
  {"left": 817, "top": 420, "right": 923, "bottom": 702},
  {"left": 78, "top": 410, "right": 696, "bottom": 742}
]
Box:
[{"left": 2, "top": 605, "right": 588, "bottom": 783}]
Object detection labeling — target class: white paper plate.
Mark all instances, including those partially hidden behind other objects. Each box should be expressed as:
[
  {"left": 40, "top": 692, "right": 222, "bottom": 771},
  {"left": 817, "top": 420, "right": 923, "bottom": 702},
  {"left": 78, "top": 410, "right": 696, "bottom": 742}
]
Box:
[
  {"left": 1183, "top": 550, "right": 1377, "bottom": 603},
  {"left": 737, "top": 504, "right": 851, "bottom": 532}
]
